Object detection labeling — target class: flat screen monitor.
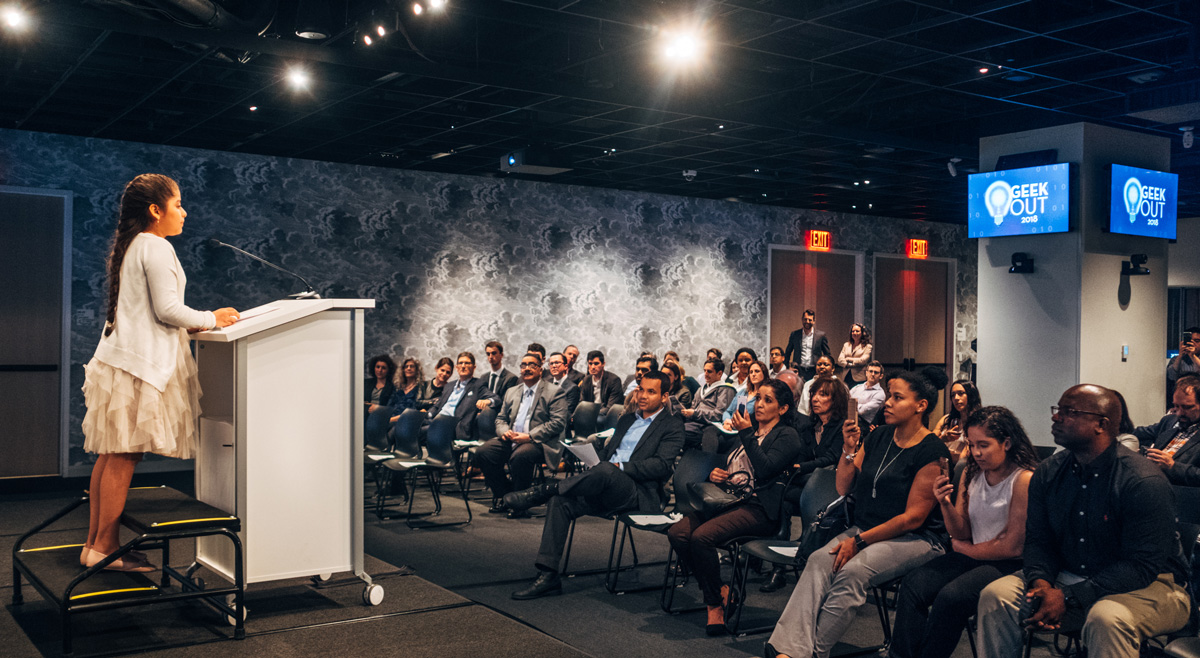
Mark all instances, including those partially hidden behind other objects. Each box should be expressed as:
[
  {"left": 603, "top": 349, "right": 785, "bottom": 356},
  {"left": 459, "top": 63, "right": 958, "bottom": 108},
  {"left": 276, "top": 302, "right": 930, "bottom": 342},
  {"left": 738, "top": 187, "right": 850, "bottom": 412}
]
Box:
[
  {"left": 967, "top": 163, "right": 1071, "bottom": 238},
  {"left": 1108, "top": 164, "right": 1178, "bottom": 239}
]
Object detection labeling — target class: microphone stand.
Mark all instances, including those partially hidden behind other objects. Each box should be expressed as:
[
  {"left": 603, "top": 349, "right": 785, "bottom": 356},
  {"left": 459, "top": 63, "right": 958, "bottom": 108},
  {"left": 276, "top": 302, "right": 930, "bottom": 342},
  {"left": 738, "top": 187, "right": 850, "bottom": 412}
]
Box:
[{"left": 209, "top": 239, "right": 320, "bottom": 299}]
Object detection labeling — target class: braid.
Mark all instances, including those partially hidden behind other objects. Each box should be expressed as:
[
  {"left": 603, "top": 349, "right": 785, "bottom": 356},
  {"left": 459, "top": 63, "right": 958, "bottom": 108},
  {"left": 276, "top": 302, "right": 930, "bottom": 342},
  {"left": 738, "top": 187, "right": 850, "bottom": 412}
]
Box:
[{"left": 103, "top": 174, "right": 178, "bottom": 336}]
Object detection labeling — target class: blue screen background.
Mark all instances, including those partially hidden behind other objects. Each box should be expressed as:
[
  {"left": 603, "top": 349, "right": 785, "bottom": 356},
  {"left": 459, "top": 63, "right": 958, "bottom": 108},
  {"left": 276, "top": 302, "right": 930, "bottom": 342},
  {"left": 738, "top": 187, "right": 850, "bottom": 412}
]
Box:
[
  {"left": 967, "top": 163, "right": 1071, "bottom": 238},
  {"left": 1109, "top": 164, "right": 1178, "bottom": 239}
]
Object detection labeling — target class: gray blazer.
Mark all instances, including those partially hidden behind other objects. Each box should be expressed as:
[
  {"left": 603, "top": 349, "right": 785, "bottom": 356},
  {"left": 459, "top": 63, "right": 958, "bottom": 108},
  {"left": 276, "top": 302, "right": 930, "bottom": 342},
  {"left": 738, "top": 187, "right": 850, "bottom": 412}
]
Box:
[{"left": 495, "top": 379, "right": 570, "bottom": 468}]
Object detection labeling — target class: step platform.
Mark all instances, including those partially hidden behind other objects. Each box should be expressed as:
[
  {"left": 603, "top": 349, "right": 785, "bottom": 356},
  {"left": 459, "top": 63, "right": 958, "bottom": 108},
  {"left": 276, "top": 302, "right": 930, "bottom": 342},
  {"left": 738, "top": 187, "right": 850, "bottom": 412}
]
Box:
[{"left": 11, "top": 487, "right": 246, "bottom": 656}]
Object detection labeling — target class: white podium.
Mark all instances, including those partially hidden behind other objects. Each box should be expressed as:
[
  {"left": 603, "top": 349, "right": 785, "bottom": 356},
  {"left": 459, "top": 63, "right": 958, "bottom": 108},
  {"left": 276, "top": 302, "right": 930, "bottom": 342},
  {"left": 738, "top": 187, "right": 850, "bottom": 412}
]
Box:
[{"left": 191, "top": 298, "right": 381, "bottom": 603}]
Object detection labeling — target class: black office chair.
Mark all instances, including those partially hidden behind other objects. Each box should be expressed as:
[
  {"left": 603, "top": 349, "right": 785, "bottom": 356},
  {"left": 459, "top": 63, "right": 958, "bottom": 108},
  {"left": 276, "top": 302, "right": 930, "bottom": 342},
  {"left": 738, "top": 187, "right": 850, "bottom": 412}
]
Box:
[
  {"left": 378, "top": 415, "right": 472, "bottom": 528},
  {"left": 572, "top": 401, "right": 600, "bottom": 440}
]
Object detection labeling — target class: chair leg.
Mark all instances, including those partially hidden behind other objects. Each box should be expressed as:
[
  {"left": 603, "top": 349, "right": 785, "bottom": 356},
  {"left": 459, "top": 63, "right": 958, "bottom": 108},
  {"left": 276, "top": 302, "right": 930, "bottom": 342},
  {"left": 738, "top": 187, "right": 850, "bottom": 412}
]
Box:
[{"left": 561, "top": 518, "right": 577, "bottom": 575}]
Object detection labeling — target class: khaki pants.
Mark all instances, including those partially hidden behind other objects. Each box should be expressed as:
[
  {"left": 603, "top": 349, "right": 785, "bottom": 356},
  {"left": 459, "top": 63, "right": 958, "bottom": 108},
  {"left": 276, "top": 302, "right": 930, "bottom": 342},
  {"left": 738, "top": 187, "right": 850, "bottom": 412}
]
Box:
[{"left": 976, "top": 573, "right": 1190, "bottom": 658}]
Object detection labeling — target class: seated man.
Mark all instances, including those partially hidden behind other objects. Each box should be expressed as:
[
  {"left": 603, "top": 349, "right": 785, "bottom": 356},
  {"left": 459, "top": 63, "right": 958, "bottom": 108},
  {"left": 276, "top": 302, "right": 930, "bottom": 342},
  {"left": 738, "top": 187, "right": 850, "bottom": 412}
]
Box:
[
  {"left": 505, "top": 371, "right": 684, "bottom": 599},
  {"left": 848, "top": 360, "right": 885, "bottom": 423},
  {"left": 473, "top": 352, "right": 569, "bottom": 518},
  {"left": 977, "top": 384, "right": 1190, "bottom": 658},
  {"left": 1136, "top": 374, "right": 1200, "bottom": 485},
  {"left": 622, "top": 355, "right": 659, "bottom": 410},
  {"left": 426, "top": 351, "right": 498, "bottom": 442},
  {"left": 580, "top": 350, "right": 624, "bottom": 420},
  {"left": 679, "top": 357, "right": 736, "bottom": 450},
  {"left": 545, "top": 351, "right": 580, "bottom": 420}
]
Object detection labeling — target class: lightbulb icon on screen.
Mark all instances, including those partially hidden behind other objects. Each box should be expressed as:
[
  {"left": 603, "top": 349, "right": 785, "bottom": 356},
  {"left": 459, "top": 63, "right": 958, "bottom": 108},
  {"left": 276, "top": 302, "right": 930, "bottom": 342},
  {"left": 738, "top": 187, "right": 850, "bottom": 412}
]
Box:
[
  {"left": 984, "top": 180, "right": 1013, "bottom": 225},
  {"left": 1123, "top": 177, "right": 1143, "bottom": 224}
]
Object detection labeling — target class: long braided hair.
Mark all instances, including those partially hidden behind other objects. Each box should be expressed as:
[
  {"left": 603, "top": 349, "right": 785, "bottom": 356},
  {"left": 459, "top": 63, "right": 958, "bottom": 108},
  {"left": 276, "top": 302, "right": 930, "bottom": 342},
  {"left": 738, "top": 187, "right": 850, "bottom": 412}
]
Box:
[{"left": 103, "top": 174, "right": 178, "bottom": 336}]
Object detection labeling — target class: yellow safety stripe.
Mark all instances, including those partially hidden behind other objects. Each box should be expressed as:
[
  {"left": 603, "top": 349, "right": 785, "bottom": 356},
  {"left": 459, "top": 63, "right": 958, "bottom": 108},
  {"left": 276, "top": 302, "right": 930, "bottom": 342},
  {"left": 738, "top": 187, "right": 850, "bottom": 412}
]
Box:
[
  {"left": 150, "top": 517, "right": 236, "bottom": 527},
  {"left": 19, "top": 544, "right": 85, "bottom": 553},
  {"left": 70, "top": 587, "right": 158, "bottom": 601},
  {"left": 128, "top": 486, "right": 164, "bottom": 490}
]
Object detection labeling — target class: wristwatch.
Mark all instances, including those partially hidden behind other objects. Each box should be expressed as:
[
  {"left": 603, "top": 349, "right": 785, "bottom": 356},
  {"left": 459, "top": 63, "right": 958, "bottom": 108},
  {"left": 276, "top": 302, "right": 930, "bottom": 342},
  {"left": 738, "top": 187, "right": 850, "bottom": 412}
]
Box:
[{"left": 853, "top": 534, "right": 867, "bottom": 551}]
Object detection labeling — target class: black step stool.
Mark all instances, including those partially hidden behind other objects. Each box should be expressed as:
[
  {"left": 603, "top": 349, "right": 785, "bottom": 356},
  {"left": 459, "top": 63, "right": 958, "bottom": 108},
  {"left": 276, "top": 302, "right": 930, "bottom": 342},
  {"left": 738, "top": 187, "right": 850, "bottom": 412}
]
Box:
[{"left": 11, "top": 486, "right": 245, "bottom": 656}]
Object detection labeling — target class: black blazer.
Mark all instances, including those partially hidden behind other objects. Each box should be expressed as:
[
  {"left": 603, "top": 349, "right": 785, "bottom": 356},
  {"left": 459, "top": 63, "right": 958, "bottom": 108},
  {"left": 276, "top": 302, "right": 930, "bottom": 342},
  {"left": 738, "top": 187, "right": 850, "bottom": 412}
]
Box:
[
  {"left": 365, "top": 378, "right": 396, "bottom": 408},
  {"left": 598, "top": 409, "right": 685, "bottom": 512},
  {"left": 580, "top": 371, "right": 624, "bottom": 414},
  {"left": 728, "top": 424, "right": 807, "bottom": 521},
  {"left": 428, "top": 377, "right": 499, "bottom": 441},
  {"left": 1134, "top": 414, "right": 1200, "bottom": 486},
  {"left": 482, "top": 367, "right": 519, "bottom": 399},
  {"left": 566, "top": 369, "right": 585, "bottom": 385},
  {"left": 784, "top": 328, "right": 830, "bottom": 369},
  {"left": 797, "top": 417, "right": 852, "bottom": 476}
]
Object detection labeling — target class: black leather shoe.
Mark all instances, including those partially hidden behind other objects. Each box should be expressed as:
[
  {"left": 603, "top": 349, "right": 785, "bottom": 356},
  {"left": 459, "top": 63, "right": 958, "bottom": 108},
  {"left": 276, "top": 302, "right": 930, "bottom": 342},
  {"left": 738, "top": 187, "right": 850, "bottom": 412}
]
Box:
[
  {"left": 511, "top": 571, "right": 562, "bottom": 600},
  {"left": 502, "top": 483, "right": 556, "bottom": 513},
  {"left": 487, "top": 499, "right": 508, "bottom": 514},
  {"left": 759, "top": 568, "right": 788, "bottom": 593},
  {"left": 507, "top": 508, "right": 531, "bottom": 519}
]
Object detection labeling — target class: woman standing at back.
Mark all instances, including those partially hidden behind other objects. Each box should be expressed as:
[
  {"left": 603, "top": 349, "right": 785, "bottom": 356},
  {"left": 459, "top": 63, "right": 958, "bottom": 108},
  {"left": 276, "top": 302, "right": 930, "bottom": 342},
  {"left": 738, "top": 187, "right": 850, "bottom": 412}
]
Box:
[{"left": 81, "top": 174, "right": 239, "bottom": 571}]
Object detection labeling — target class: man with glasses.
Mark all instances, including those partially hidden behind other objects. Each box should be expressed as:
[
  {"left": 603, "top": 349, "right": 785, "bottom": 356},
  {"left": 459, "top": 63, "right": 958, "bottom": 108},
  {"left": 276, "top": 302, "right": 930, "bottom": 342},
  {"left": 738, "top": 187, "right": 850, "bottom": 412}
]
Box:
[
  {"left": 1135, "top": 375, "right": 1200, "bottom": 485},
  {"left": 473, "top": 353, "right": 569, "bottom": 518},
  {"left": 546, "top": 352, "right": 580, "bottom": 420},
  {"left": 428, "top": 352, "right": 498, "bottom": 442},
  {"left": 679, "top": 357, "right": 737, "bottom": 451},
  {"left": 623, "top": 355, "right": 659, "bottom": 409},
  {"left": 977, "top": 384, "right": 1190, "bottom": 658}
]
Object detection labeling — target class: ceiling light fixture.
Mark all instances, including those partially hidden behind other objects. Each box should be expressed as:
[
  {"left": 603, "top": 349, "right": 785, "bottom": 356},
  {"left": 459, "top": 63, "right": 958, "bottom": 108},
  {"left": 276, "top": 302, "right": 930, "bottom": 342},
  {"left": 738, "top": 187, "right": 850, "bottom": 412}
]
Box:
[
  {"left": 362, "top": 34, "right": 373, "bottom": 45},
  {"left": 863, "top": 180, "right": 870, "bottom": 185},
  {"left": 2, "top": 5, "right": 29, "bottom": 30},
  {"left": 412, "top": 2, "right": 423, "bottom": 15},
  {"left": 660, "top": 26, "right": 706, "bottom": 65},
  {"left": 287, "top": 67, "right": 310, "bottom": 90},
  {"left": 294, "top": 0, "right": 332, "bottom": 39},
  {"left": 428, "top": 0, "right": 446, "bottom": 9},
  {"left": 978, "top": 67, "right": 989, "bottom": 74},
  {"left": 718, "top": 124, "right": 724, "bottom": 129},
  {"left": 249, "top": 105, "right": 258, "bottom": 111},
  {"left": 947, "top": 157, "right": 962, "bottom": 177},
  {"left": 376, "top": 25, "right": 386, "bottom": 37}
]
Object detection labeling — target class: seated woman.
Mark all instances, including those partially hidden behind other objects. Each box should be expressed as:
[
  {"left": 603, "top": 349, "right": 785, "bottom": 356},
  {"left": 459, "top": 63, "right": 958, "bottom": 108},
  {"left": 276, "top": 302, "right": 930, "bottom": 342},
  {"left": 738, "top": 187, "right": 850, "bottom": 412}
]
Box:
[
  {"left": 415, "top": 357, "right": 453, "bottom": 412},
  {"left": 797, "top": 355, "right": 836, "bottom": 415},
  {"left": 888, "top": 405, "right": 1037, "bottom": 658},
  {"left": 722, "top": 360, "right": 768, "bottom": 428},
  {"left": 836, "top": 323, "right": 873, "bottom": 387},
  {"left": 931, "top": 379, "right": 982, "bottom": 461},
  {"left": 667, "top": 380, "right": 808, "bottom": 635},
  {"left": 365, "top": 355, "right": 396, "bottom": 417},
  {"left": 386, "top": 358, "right": 425, "bottom": 414},
  {"left": 766, "top": 366, "right": 951, "bottom": 658},
  {"left": 662, "top": 361, "right": 693, "bottom": 409}
]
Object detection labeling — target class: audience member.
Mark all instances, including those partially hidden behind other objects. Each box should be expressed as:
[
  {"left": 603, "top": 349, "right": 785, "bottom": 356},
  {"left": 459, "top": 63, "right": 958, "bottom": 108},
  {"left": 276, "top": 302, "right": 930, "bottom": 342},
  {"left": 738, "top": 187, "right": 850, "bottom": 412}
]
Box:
[
  {"left": 776, "top": 369, "right": 801, "bottom": 399},
  {"left": 784, "top": 309, "right": 830, "bottom": 381},
  {"left": 545, "top": 352, "right": 580, "bottom": 419},
  {"left": 932, "top": 379, "right": 982, "bottom": 460},
  {"left": 527, "top": 342, "right": 548, "bottom": 378},
  {"left": 563, "top": 345, "right": 585, "bottom": 385},
  {"left": 428, "top": 352, "right": 498, "bottom": 442},
  {"left": 386, "top": 357, "right": 425, "bottom": 413},
  {"left": 365, "top": 355, "right": 397, "bottom": 416},
  {"left": 474, "top": 352, "right": 569, "bottom": 518},
  {"left": 668, "top": 379, "right": 807, "bottom": 635},
  {"left": 580, "top": 350, "right": 624, "bottom": 417},
  {"left": 797, "top": 355, "right": 835, "bottom": 416},
  {"left": 680, "top": 357, "right": 737, "bottom": 450},
  {"left": 416, "top": 357, "right": 453, "bottom": 411},
  {"left": 1135, "top": 374, "right": 1200, "bottom": 485},
  {"left": 1113, "top": 391, "right": 1140, "bottom": 451},
  {"left": 506, "top": 371, "right": 684, "bottom": 599},
  {"left": 728, "top": 348, "right": 758, "bottom": 392},
  {"left": 624, "top": 355, "right": 660, "bottom": 406},
  {"left": 769, "top": 346, "right": 789, "bottom": 378},
  {"left": 723, "top": 360, "right": 768, "bottom": 427},
  {"left": 766, "top": 366, "right": 951, "bottom": 658},
  {"left": 1168, "top": 328, "right": 1200, "bottom": 405},
  {"left": 977, "top": 384, "right": 1190, "bottom": 658},
  {"left": 479, "top": 341, "right": 518, "bottom": 410},
  {"left": 889, "top": 406, "right": 1037, "bottom": 658},
  {"left": 848, "top": 361, "right": 885, "bottom": 426},
  {"left": 662, "top": 361, "right": 692, "bottom": 409},
  {"left": 837, "top": 323, "right": 874, "bottom": 386}
]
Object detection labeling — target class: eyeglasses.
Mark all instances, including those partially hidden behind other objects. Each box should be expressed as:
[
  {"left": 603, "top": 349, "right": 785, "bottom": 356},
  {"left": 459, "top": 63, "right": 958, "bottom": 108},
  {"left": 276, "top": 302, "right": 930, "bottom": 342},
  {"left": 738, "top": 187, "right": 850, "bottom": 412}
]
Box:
[
  {"left": 519, "top": 362, "right": 540, "bottom": 370},
  {"left": 635, "top": 367, "right": 650, "bottom": 373},
  {"left": 1051, "top": 406, "right": 1106, "bottom": 420}
]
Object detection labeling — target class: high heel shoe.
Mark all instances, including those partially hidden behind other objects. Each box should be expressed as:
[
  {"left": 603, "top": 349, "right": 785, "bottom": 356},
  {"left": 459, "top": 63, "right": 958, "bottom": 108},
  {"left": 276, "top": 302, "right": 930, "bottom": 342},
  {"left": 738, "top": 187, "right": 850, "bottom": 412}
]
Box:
[
  {"left": 81, "top": 547, "right": 149, "bottom": 568},
  {"left": 85, "top": 550, "right": 155, "bottom": 573}
]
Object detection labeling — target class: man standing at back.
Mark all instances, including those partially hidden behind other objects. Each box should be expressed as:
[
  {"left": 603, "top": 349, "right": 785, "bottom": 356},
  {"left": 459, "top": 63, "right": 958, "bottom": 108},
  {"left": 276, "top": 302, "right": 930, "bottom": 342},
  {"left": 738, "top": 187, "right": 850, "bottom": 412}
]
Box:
[
  {"left": 976, "top": 384, "right": 1190, "bottom": 658},
  {"left": 784, "top": 309, "right": 830, "bottom": 381}
]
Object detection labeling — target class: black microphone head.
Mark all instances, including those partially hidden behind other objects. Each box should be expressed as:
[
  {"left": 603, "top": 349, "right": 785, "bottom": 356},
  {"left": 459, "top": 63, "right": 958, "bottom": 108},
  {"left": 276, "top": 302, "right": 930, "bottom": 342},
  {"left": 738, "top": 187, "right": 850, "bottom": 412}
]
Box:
[{"left": 207, "top": 238, "right": 222, "bottom": 247}]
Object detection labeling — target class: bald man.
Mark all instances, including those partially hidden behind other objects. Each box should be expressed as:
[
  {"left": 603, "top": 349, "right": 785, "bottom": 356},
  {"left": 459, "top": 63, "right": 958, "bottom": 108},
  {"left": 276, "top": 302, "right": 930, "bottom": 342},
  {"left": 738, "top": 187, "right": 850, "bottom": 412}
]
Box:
[
  {"left": 776, "top": 369, "right": 801, "bottom": 400},
  {"left": 976, "top": 385, "right": 1190, "bottom": 658}
]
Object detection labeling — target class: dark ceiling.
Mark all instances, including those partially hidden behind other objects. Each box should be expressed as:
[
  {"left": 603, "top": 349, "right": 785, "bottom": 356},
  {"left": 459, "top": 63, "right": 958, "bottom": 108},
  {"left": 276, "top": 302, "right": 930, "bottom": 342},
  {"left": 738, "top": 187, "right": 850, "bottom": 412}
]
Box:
[{"left": 2, "top": 0, "right": 1199, "bottom": 222}]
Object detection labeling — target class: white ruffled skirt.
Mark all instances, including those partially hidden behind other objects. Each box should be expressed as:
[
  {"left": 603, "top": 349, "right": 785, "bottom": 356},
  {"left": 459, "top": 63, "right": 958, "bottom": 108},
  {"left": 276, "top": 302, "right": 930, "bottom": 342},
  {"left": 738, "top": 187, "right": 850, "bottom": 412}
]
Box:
[{"left": 82, "top": 329, "right": 202, "bottom": 459}]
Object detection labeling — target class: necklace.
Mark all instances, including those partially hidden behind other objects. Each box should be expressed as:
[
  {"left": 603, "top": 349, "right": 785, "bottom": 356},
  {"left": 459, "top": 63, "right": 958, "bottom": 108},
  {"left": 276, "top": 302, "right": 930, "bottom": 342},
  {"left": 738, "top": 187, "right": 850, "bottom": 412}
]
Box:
[{"left": 872, "top": 437, "right": 908, "bottom": 499}]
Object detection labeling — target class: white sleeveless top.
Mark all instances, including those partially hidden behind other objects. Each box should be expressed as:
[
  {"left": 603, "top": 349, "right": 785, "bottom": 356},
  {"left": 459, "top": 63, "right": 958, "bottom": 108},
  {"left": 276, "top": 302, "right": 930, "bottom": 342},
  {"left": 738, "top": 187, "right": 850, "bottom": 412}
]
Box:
[{"left": 966, "top": 468, "right": 1026, "bottom": 545}]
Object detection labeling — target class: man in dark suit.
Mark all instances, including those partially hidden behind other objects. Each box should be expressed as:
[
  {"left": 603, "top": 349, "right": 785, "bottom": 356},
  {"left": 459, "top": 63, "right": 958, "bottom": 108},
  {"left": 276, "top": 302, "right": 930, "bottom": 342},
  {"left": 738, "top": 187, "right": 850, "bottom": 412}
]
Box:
[
  {"left": 478, "top": 341, "right": 518, "bottom": 411},
  {"left": 1136, "top": 374, "right": 1200, "bottom": 485},
  {"left": 546, "top": 352, "right": 580, "bottom": 420},
  {"left": 784, "top": 309, "right": 830, "bottom": 381},
  {"left": 505, "top": 371, "right": 684, "bottom": 599},
  {"left": 563, "top": 345, "right": 585, "bottom": 385},
  {"left": 579, "top": 350, "right": 623, "bottom": 416},
  {"left": 428, "top": 351, "right": 498, "bottom": 442},
  {"left": 474, "top": 352, "right": 569, "bottom": 517}
]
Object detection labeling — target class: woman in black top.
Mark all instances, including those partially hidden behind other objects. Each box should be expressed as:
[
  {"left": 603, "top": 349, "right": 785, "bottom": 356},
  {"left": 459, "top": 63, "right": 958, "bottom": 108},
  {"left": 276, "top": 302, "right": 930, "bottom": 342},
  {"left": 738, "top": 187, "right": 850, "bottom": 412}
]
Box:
[
  {"left": 799, "top": 375, "right": 850, "bottom": 475},
  {"left": 415, "top": 357, "right": 453, "bottom": 411},
  {"left": 767, "top": 366, "right": 950, "bottom": 658},
  {"left": 365, "top": 355, "right": 396, "bottom": 416},
  {"left": 668, "top": 379, "right": 809, "bottom": 636}
]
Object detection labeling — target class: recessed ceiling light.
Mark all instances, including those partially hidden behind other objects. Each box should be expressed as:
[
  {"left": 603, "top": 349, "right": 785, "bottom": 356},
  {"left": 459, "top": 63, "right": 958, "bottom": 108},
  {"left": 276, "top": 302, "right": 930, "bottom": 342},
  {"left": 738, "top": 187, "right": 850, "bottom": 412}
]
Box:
[
  {"left": 2, "top": 5, "right": 28, "bottom": 30},
  {"left": 718, "top": 124, "right": 724, "bottom": 129},
  {"left": 863, "top": 180, "right": 870, "bottom": 185},
  {"left": 249, "top": 105, "right": 258, "bottom": 111},
  {"left": 853, "top": 181, "right": 860, "bottom": 186},
  {"left": 412, "top": 2, "right": 422, "bottom": 15},
  {"left": 287, "top": 67, "right": 310, "bottom": 89},
  {"left": 363, "top": 34, "right": 373, "bottom": 45},
  {"left": 978, "top": 67, "right": 989, "bottom": 74},
  {"left": 660, "top": 26, "right": 706, "bottom": 65},
  {"left": 377, "top": 25, "right": 385, "bottom": 36},
  {"left": 429, "top": 0, "right": 446, "bottom": 8}
]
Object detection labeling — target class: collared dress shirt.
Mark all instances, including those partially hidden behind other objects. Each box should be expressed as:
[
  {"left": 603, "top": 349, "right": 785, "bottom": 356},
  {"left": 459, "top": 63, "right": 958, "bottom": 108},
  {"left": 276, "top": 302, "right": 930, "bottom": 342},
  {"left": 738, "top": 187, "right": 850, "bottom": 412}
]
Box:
[
  {"left": 609, "top": 408, "right": 664, "bottom": 468},
  {"left": 438, "top": 380, "right": 469, "bottom": 417},
  {"left": 513, "top": 385, "right": 536, "bottom": 434}
]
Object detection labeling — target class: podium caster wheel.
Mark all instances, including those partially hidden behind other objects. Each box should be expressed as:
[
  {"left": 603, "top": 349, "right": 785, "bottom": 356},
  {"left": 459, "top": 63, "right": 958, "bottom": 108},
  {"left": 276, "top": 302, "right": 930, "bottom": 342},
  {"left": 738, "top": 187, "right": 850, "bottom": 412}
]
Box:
[
  {"left": 363, "top": 584, "right": 384, "bottom": 606},
  {"left": 225, "top": 595, "right": 248, "bottom": 626},
  {"left": 191, "top": 577, "right": 205, "bottom": 591},
  {"left": 184, "top": 562, "right": 201, "bottom": 579}
]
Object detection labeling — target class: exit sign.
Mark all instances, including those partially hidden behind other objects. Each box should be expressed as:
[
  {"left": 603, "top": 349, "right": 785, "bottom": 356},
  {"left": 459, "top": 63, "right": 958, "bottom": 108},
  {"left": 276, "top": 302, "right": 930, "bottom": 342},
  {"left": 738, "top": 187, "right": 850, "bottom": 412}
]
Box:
[
  {"left": 907, "top": 238, "right": 929, "bottom": 259},
  {"left": 807, "top": 230, "right": 832, "bottom": 251}
]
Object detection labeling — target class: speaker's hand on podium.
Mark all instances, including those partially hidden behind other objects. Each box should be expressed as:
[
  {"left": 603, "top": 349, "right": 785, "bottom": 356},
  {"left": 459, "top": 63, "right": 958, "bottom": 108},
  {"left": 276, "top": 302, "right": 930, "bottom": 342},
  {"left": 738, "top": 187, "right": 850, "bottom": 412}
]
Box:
[{"left": 213, "top": 307, "right": 240, "bottom": 328}]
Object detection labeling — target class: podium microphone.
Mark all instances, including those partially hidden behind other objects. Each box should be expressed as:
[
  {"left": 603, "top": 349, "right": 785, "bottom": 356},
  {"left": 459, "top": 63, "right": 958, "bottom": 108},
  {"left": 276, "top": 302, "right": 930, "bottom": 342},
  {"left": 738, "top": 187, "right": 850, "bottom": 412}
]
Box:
[{"left": 208, "top": 238, "right": 320, "bottom": 299}]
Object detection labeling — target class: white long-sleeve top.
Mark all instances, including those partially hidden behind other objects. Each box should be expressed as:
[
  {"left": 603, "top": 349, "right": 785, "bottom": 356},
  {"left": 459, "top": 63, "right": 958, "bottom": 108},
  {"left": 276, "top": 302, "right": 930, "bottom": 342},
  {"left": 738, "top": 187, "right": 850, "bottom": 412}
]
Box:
[{"left": 92, "top": 233, "right": 215, "bottom": 391}]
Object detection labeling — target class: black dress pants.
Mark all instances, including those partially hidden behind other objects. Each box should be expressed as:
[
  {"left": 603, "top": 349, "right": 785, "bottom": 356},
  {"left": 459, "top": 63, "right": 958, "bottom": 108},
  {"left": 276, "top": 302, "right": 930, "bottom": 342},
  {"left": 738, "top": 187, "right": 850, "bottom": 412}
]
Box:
[
  {"left": 534, "top": 462, "right": 641, "bottom": 572},
  {"left": 667, "top": 502, "right": 774, "bottom": 606},
  {"left": 472, "top": 437, "right": 543, "bottom": 497},
  {"left": 888, "top": 551, "right": 1022, "bottom": 658}
]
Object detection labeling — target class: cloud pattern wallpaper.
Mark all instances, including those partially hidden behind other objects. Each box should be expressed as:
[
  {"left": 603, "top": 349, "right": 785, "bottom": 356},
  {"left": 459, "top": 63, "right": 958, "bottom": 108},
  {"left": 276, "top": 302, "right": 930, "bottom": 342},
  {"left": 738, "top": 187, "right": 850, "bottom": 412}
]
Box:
[{"left": 0, "top": 128, "right": 976, "bottom": 471}]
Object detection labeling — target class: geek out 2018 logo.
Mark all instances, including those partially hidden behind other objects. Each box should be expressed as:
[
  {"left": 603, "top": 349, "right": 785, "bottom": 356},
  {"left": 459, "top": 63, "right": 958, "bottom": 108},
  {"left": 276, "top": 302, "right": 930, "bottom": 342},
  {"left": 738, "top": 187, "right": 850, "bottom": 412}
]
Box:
[
  {"left": 1108, "top": 164, "right": 1178, "bottom": 239},
  {"left": 967, "top": 164, "right": 1071, "bottom": 238},
  {"left": 1121, "top": 176, "right": 1168, "bottom": 226}
]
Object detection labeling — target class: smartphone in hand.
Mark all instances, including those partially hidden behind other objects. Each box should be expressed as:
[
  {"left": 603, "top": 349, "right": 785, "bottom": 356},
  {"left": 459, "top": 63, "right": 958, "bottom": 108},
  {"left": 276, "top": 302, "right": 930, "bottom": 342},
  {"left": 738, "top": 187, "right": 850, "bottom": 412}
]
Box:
[
  {"left": 848, "top": 398, "right": 859, "bottom": 426},
  {"left": 939, "top": 456, "right": 950, "bottom": 479}
]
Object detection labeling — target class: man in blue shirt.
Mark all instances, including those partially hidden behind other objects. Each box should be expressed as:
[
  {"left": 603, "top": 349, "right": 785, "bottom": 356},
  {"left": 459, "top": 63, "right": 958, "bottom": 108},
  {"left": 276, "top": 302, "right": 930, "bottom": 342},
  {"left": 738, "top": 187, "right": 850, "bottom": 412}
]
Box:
[{"left": 506, "top": 370, "right": 685, "bottom": 600}]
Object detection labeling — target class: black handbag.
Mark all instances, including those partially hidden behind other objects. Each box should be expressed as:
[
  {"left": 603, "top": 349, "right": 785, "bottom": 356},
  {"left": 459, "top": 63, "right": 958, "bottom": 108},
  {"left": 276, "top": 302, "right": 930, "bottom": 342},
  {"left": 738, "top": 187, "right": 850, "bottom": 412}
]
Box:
[
  {"left": 689, "top": 471, "right": 753, "bottom": 516},
  {"left": 797, "top": 494, "right": 854, "bottom": 564}
]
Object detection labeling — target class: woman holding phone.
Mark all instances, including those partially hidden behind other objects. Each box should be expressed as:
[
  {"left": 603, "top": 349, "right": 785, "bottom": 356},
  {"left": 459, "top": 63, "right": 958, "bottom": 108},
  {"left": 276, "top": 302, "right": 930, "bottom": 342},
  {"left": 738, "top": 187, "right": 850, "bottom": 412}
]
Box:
[
  {"left": 888, "top": 406, "right": 1037, "bottom": 658},
  {"left": 932, "top": 380, "right": 981, "bottom": 461},
  {"left": 766, "top": 366, "right": 950, "bottom": 658}
]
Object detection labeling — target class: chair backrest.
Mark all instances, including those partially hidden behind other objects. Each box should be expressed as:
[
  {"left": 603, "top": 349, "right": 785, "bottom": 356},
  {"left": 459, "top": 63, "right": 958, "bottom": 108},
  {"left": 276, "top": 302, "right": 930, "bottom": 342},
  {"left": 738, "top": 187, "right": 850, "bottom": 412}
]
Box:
[
  {"left": 1035, "top": 445, "right": 1057, "bottom": 462},
  {"left": 798, "top": 467, "right": 841, "bottom": 525},
  {"left": 670, "top": 450, "right": 724, "bottom": 515},
  {"left": 573, "top": 401, "right": 600, "bottom": 438},
  {"left": 364, "top": 407, "right": 393, "bottom": 452},
  {"left": 1176, "top": 486, "right": 1200, "bottom": 526},
  {"left": 425, "top": 415, "right": 457, "bottom": 467},
  {"left": 602, "top": 404, "right": 625, "bottom": 431},
  {"left": 682, "top": 376, "right": 700, "bottom": 396},
  {"left": 476, "top": 406, "right": 498, "bottom": 441},
  {"left": 392, "top": 408, "right": 425, "bottom": 459}
]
